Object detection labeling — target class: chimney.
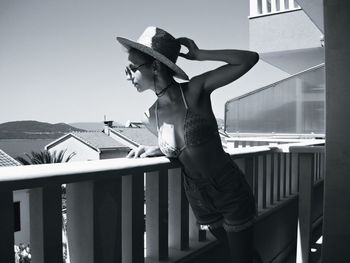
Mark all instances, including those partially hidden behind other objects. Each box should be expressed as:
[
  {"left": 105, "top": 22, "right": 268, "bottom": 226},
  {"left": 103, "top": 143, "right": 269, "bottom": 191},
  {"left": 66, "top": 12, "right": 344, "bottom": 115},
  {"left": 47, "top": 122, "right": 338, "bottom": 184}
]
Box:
[{"left": 103, "top": 116, "right": 113, "bottom": 135}]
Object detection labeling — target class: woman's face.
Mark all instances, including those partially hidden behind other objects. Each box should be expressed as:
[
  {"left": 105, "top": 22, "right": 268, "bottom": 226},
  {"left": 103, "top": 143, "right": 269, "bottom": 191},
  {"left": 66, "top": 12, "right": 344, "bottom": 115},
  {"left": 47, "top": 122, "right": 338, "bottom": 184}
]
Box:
[{"left": 126, "top": 51, "right": 154, "bottom": 93}]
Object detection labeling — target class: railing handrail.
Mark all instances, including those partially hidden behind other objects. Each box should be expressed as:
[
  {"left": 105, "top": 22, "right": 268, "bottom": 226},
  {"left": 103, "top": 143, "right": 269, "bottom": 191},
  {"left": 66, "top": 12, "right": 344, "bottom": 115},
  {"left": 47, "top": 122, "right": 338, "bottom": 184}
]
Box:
[
  {"left": 226, "top": 138, "right": 324, "bottom": 142},
  {"left": 225, "top": 63, "right": 325, "bottom": 106},
  {"left": 0, "top": 142, "right": 324, "bottom": 191},
  {"left": 0, "top": 148, "right": 272, "bottom": 191}
]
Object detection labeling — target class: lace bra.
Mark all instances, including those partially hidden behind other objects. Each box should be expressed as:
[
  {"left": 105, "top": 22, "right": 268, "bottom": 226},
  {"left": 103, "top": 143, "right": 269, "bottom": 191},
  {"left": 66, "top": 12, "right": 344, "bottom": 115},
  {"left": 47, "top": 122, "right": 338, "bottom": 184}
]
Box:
[{"left": 155, "top": 85, "right": 218, "bottom": 158}]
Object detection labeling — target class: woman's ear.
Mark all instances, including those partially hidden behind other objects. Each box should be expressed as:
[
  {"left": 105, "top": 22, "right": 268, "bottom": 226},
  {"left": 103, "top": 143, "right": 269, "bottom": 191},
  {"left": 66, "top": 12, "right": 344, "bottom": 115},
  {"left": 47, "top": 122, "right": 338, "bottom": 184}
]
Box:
[{"left": 152, "top": 60, "right": 161, "bottom": 75}]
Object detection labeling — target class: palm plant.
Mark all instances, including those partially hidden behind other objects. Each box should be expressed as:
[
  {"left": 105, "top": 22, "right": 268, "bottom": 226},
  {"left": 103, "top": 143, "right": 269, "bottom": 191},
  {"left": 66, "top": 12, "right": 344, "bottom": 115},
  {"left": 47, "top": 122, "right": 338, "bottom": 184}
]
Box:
[
  {"left": 16, "top": 149, "right": 75, "bottom": 263},
  {"left": 16, "top": 149, "right": 76, "bottom": 165}
]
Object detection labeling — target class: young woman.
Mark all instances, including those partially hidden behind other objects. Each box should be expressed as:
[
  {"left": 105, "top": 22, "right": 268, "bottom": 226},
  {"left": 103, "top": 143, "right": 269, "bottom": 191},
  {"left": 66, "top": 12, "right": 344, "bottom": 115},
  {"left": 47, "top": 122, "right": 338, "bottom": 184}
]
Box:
[{"left": 117, "top": 26, "right": 261, "bottom": 263}]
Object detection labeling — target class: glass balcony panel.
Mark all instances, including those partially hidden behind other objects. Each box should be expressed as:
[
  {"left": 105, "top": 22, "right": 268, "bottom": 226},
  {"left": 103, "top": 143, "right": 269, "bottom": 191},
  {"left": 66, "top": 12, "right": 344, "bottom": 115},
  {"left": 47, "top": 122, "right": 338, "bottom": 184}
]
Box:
[{"left": 225, "top": 65, "right": 325, "bottom": 135}]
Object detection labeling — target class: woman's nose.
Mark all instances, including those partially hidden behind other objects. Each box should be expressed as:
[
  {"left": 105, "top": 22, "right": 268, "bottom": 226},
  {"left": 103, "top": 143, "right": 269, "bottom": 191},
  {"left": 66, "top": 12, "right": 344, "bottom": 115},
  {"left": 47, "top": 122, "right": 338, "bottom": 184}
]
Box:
[{"left": 125, "top": 68, "right": 134, "bottom": 82}]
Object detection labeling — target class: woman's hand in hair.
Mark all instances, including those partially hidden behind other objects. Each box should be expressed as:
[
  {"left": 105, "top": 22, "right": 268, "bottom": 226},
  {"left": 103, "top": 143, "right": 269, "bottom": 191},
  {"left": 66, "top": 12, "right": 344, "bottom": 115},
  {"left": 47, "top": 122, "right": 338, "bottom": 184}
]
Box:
[
  {"left": 126, "top": 145, "right": 163, "bottom": 158},
  {"left": 178, "top": 37, "right": 200, "bottom": 60}
]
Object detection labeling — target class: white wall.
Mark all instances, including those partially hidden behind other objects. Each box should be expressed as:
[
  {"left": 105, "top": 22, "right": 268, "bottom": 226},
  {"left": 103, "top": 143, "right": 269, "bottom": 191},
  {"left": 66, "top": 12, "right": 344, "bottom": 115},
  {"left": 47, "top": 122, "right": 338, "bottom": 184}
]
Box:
[
  {"left": 249, "top": 10, "right": 322, "bottom": 53},
  {"left": 48, "top": 137, "right": 99, "bottom": 162}
]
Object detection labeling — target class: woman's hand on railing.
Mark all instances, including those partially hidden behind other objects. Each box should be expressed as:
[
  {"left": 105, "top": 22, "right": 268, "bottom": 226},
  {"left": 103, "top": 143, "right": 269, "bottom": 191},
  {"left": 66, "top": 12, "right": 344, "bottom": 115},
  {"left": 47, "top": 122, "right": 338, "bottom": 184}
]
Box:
[{"left": 126, "top": 145, "right": 162, "bottom": 158}]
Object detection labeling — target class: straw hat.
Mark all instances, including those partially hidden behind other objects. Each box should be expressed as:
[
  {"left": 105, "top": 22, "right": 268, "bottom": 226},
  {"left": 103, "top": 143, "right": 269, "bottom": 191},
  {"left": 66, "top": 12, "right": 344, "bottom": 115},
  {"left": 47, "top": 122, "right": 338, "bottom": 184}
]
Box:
[{"left": 117, "top": 26, "right": 189, "bottom": 80}]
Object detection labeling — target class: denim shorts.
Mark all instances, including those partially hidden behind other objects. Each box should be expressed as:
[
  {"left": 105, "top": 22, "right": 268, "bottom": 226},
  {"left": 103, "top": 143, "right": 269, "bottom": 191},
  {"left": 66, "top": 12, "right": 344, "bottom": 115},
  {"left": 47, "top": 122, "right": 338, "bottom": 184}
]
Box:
[{"left": 183, "top": 155, "right": 257, "bottom": 232}]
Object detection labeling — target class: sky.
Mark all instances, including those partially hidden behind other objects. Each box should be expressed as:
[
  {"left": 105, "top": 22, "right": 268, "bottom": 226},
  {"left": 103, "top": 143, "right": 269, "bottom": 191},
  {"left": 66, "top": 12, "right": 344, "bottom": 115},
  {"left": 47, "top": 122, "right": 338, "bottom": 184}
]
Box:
[{"left": 0, "top": 0, "right": 289, "bottom": 125}]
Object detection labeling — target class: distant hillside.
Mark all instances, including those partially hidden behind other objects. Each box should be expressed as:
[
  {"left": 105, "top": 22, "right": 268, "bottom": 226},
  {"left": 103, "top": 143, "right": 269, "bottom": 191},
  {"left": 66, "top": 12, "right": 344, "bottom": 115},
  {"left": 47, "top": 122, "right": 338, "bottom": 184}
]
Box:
[
  {"left": 69, "top": 121, "right": 122, "bottom": 131},
  {"left": 0, "top": 120, "right": 85, "bottom": 139}
]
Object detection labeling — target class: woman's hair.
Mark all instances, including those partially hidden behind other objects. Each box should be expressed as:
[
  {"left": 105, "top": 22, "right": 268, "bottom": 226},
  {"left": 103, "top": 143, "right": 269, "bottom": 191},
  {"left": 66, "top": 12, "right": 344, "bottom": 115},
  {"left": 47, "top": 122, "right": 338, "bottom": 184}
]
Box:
[{"left": 128, "top": 47, "right": 175, "bottom": 77}]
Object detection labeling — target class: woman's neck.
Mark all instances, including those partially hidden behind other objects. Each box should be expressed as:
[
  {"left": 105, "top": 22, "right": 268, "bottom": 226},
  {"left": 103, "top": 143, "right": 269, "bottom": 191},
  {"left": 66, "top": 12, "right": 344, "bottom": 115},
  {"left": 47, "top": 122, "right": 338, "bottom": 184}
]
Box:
[
  {"left": 158, "top": 83, "right": 181, "bottom": 103},
  {"left": 154, "top": 76, "right": 179, "bottom": 103}
]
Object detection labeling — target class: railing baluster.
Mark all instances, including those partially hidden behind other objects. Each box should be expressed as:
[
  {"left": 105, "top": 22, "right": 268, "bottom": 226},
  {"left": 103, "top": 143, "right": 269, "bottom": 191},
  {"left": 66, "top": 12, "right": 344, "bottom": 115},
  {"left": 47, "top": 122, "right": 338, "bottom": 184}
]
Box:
[
  {"left": 146, "top": 169, "right": 168, "bottom": 260},
  {"left": 288, "top": 153, "right": 292, "bottom": 195},
  {"left": 122, "top": 173, "right": 144, "bottom": 263},
  {"left": 317, "top": 153, "right": 320, "bottom": 181},
  {"left": 288, "top": 0, "right": 295, "bottom": 9},
  {"left": 66, "top": 181, "right": 94, "bottom": 263},
  {"left": 0, "top": 191, "right": 14, "bottom": 263},
  {"left": 30, "top": 185, "right": 63, "bottom": 263},
  {"left": 285, "top": 153, "right": 291, "bottom": 196},
  {"left": 271, "top": 0, "right": 277, "bottom": 12},
  {"left": 281, "top": 153, "right": 287, "bottom": 198},
  {"left": 291, "top": 153, "right": 298, "bottom": 194},
  {"left": 254, "top": 156, "right": 260, "bottom": 210},
  {"left": 270, "top": 153, "right": 275, "bottom": 205},
  {"left": 250, "top": 0, "right": 260, "bottom": 16},
  {"left": 279, "top": 0, "right": 286, "bottom": 11},
  {"left": 262, "top": 155, "right": 267, "bottom": 209},
  {"left": 296, "top": 153, "right": 314, "bottom": 263},
  {"left": 262, "top": 0, "right": 268, "bottom": 14},
  {"left": 321, "top": 153, "right": 325, "bottom": 179},
  {"left": 277, "top": 153, "right": 281, "bottom": 201},
  {"left": 266, "top": 154, "right": 272, "bottom": 206},
  {"left": 94, "top": 178, "right": 123, "bottom": 263},
  {"left": 169, "top": 168, "right": 189, "bottom": 250}
]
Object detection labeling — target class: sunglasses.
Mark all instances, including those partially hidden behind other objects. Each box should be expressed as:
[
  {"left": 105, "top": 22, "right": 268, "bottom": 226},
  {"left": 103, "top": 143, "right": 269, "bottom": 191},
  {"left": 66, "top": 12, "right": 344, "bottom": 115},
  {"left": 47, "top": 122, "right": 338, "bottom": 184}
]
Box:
[{"left": 125, "top": 63, "right": 150, "bottom": 79}]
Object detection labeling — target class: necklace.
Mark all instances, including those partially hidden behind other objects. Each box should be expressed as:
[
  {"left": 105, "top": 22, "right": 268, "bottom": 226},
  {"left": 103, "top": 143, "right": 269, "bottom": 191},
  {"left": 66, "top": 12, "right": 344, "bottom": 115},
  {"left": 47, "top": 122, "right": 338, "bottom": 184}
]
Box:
[{"left": 155, "top": 82, "right": 176, "bottom": 97}]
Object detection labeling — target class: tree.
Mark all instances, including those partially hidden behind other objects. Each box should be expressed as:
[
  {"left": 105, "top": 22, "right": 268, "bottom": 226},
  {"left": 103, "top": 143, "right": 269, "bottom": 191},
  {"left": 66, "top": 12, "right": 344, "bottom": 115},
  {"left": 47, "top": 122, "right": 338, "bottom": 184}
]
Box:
[
  {"left": 16, "top": 149, "right": 75, "bottom": 165},
  {"left": 16, "top": 149, "right": 75, "bottom": 263}
]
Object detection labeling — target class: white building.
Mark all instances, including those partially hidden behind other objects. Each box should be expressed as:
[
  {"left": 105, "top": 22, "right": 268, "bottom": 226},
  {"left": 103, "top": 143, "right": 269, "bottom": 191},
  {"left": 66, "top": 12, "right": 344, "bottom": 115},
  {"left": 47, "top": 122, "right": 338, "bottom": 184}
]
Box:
[
  {"left": 45, "top": 131, "right": 129, "bottom": 161},
  {"left": 0, "top": 149, "right": 30, "bottom": 246}
]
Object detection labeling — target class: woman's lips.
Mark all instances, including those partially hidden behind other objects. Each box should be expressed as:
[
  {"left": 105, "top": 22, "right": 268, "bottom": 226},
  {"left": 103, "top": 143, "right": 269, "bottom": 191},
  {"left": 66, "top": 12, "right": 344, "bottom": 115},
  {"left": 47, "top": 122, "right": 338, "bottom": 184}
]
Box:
[{"left": 134, "top": 83, "right": 141, "bottom": 91}]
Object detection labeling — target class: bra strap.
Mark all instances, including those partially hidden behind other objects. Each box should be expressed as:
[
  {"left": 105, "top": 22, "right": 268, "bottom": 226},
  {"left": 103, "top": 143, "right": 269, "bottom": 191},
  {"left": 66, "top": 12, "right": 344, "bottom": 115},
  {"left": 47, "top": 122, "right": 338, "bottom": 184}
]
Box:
[{"left": 179, "top": 84, "right": 189, "bottom": 110}]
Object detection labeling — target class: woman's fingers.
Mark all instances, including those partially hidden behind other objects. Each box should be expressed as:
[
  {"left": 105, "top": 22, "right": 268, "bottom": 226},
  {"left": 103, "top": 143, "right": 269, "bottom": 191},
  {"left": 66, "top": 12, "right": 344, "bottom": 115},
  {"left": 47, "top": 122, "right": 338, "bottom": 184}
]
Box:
[
  {"left": 177, "top": 37, "right": 191, "bottom": 46},
  {"left": 179, "top": 52, "right": 190, "bottom": 59},
  {"left": 126, "top": 149, "right": 135, "bottom": 158},
  {"left": 127, "top": 145, "right": 156, "bottom": 158},
  {"left": 178, "top": 37, "right": 197, "bottom": 48},
  {"left": 133, "top": 146, "right": 146, "bottom": 158}
]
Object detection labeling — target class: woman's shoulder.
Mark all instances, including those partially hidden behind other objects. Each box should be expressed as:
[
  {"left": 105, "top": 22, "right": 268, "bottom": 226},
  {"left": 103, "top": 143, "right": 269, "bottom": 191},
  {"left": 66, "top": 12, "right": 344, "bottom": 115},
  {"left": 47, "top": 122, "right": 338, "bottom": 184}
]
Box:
[
  {"left": 181, "top": 80, "right": 210, "bottom": 109},
  {"left": 142, "top": 102, "right": 155, "bottom": 121},
  {"left": 142, "top": 101, "right": 158, "bottom": 135}
]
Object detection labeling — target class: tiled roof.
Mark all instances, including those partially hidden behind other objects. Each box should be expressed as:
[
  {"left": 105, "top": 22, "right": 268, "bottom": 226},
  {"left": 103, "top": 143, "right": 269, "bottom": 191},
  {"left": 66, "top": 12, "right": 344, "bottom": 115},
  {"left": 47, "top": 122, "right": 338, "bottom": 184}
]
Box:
[
  {"left": 110, "top": 127, "right": 158, "bottom": 146},
  {"left": 0, "top": 149, "right": 21, "bottom": 167},
  {"left": 71, "top": 132, "right": 127, "bottom": 149}
]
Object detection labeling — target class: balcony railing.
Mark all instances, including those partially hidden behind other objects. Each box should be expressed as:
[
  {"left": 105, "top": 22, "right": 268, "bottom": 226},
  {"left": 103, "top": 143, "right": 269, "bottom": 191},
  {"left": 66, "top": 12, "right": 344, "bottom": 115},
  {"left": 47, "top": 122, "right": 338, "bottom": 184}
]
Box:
[
  {"left": 0, "top": 141, "right": 324, "bottom": 263},
  {"left": 250, "top": 0, "right": 301, "bottom": 18}
]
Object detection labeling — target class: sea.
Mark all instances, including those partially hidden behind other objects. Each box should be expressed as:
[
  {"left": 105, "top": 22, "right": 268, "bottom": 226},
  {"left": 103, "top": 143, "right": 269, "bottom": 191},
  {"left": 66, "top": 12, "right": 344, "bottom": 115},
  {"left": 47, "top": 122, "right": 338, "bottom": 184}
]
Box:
[{"left": 0, "top": 139, "right": 55, "bottom": 159}]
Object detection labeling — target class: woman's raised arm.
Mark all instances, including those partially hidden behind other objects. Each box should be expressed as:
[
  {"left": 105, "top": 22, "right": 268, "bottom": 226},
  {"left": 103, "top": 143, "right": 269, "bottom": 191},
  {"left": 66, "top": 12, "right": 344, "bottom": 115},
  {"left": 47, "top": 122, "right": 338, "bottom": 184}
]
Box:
[{"left": 178, "top": 37, "right": 259, "bottom": 93}]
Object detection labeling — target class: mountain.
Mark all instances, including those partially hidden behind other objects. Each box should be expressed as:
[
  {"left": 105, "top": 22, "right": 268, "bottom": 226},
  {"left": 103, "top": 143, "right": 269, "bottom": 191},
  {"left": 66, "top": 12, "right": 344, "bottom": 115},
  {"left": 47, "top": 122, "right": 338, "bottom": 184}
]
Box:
[
  {"left": 69, "top": 121, "right": 123, "bottom": 131},
  {"left": 69, "top": 122, "right": 105, "bottom": 131},
  {"left": 0, "top": 120, "right": 85, "bottom": 139}
]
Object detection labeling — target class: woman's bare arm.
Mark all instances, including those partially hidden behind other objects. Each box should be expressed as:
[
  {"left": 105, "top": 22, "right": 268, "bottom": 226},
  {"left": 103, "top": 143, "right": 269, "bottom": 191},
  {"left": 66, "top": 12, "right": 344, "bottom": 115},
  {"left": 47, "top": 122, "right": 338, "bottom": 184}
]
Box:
[
  {"left": 178, "top": 37, "right": 259, "bottom": 93},
  {"left": 125, "top": 107, "right": 163, "bottom": 158}
]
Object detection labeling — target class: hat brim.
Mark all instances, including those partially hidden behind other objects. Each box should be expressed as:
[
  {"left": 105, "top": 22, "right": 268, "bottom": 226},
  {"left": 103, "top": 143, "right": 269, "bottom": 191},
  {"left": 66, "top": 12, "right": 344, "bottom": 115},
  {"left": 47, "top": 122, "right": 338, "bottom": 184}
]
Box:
[{"left": 117, "top": 37, "right": 189, "bottom": 80}]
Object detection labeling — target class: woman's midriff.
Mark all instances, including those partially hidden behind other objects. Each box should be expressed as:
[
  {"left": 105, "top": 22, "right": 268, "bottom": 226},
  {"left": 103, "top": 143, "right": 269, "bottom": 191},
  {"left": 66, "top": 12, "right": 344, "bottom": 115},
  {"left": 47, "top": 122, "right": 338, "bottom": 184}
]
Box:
[{"left": 178, "top": 135, "right": 231, "bottom": 180}]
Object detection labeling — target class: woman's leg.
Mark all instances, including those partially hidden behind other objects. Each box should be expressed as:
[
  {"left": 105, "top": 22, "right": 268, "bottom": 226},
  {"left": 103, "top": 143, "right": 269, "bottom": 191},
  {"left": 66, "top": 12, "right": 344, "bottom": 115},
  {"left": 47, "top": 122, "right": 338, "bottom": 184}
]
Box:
[
  {"left": 208, "top": 225, "right": 231, "bottom": 262},
  {"left": 226, "top": 225, "right": 254, "bottom": 263}
]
